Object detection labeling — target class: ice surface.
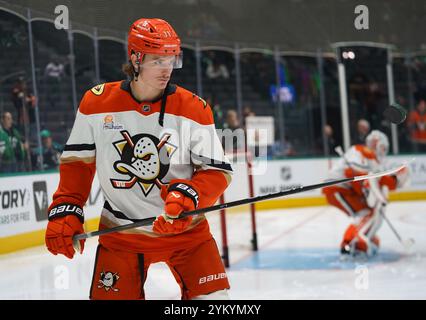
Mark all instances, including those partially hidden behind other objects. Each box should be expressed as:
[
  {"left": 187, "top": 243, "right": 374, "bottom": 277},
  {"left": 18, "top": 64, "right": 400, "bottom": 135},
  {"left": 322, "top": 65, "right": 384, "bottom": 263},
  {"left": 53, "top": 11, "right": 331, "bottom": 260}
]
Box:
[{"left": 1, "top": 201, "right": 425, "bottom": 299}]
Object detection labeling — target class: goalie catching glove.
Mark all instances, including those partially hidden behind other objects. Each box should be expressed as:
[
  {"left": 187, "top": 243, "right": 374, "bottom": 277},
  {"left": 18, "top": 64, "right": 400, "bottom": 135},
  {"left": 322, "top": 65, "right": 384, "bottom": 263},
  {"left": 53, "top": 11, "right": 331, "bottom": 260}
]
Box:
[
  {"left": 153, "top": 180, "right": 200, "bottom": 235},
  {"left": 45, "top": 204, "right": 85, "bottom": 259}
]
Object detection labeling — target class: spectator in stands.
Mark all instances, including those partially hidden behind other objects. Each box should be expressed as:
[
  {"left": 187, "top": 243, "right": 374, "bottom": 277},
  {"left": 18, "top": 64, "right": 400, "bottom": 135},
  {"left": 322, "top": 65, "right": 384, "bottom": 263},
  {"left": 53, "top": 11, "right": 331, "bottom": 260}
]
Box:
[
  {"left": 354, "top": 118, "right": 370, "bottom": 145},
  {"left": 32, "top": 129, "right": 62, "bottom": 171},
  {"left": 206, "top": 96, "right": 223, "bottom": 129},
  {"left": 205, "top": 52, "right": 229, "bottom": 80},
  {"left": 11, "top": 77, "right": 37, "bottom": 134},
  {"left": 44, "top": 57, "right": 65, "bottom": 82},
  {"left": 0, "top": 112, "right": 25, "bottom": 173},
  {"left": 270, "top": 135, "right": 296, "bottom": 158},
  {"left": 243, "top": 105, "right": 256, "bottom": 118},
  {"left": 242, "top": 105, "right": 255, "bottom": 129},
  {"left": 206, "top": 61, "right": 229, "bottom": 80},
  {"left": 407, "top": 89, "right": 426, "bottom": 152},
  {"left": 322, "top": 124, "right": 338, "bottom": 156},
  {"left": 44, "top": 57, "right": 65, "bottom": 109},
  {"left": 223, "top": 110, "right": 240, "bottom": 130},
  {"left": 221, "top": 110, "right": 245, "bottom": 154}
]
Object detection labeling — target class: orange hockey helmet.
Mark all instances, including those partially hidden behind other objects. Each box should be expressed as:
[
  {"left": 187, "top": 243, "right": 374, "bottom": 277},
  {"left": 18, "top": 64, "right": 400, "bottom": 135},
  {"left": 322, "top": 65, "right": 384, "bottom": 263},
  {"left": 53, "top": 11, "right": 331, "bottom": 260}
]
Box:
[{"left": 127, "top": 18, "right": 182, "bottom": 69}]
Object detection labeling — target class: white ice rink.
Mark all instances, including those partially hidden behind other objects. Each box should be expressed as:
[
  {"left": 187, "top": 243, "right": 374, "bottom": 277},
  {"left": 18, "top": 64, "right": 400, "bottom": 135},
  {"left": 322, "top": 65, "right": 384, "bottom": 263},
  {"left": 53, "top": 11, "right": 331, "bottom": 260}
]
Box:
[{"left": 1, "top": 200, "right": 425, "bottom": 300}]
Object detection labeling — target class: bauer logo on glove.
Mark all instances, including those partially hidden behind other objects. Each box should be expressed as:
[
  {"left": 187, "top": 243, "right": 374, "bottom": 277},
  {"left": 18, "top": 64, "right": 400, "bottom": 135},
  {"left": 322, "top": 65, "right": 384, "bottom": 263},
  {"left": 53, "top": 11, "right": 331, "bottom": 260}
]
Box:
[
  {"left": 153, "top": 181, "right": 199, "bottom": 234},
  {"left": 45, "top": 203, "right": 86, "bottom": 259},
  {"left": 48, "top": 203, "right": 84, "bottom": 223}
]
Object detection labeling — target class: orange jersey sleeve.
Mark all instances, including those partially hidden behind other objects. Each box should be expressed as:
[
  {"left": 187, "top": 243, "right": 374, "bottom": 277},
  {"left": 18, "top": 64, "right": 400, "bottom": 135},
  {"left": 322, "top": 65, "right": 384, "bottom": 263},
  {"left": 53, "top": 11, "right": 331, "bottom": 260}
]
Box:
[{"left": 48, "top": 90, "right": 97, "bottom": 215}]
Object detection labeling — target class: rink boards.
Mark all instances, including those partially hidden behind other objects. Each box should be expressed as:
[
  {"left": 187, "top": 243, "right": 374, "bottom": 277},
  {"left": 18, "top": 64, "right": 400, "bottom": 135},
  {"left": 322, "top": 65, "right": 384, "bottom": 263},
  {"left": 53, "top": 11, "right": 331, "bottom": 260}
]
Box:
[{"left": 1, "top": 155, "right": 425, "bottom": 254}]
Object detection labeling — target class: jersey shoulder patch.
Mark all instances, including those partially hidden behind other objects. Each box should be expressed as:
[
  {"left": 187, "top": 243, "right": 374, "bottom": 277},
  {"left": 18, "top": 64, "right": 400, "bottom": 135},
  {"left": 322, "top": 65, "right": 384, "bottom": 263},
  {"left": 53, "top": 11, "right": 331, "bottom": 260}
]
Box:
[
  {"left": 191, "top": 93, "right": 208, "bottom": 109},
  {"left": 91, "top": 83, "right": 105, "bottom": 96}
]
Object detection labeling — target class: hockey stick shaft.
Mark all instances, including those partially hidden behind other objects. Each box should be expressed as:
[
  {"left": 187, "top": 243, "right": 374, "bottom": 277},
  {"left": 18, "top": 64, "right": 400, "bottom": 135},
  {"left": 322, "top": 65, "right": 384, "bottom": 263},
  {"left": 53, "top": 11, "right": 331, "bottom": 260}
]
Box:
[
  {"left": 379, "top": 208, "right": 403, "bottom": 242},
  {"left": 379, "top": 204, "right": 414, "bottom": 249},
  {"left": 73, "top": 163, "right": 407, "bottom": 241},
  {"left": 335, "top": 146, "right": 388, "bottom": 204}
]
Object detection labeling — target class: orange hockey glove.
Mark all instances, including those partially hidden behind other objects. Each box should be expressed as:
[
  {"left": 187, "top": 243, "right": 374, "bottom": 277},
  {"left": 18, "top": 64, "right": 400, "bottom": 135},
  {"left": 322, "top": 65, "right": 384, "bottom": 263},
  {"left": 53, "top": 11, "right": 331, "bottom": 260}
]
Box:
[
  {"left": 45, "top": 204, "right": 85, "bottom": 259},
  {"left": 153, "top": 181, "right": 199, "bottom": 235}
]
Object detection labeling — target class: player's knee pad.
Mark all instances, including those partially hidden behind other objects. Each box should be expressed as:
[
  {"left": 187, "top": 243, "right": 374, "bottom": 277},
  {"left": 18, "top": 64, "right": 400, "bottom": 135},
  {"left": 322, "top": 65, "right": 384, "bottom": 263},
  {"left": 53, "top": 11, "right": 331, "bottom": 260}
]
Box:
[{"left": 191, "top": 289, "right": 230, "bottom": 300}]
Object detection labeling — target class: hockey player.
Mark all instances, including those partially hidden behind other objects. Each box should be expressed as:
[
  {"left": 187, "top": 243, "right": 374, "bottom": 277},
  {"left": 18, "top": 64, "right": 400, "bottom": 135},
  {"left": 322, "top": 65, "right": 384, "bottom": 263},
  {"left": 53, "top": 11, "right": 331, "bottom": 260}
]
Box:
[
  {"left": 45, "top": 18, "right": 233, "bottom": 300},
  {"left": 322, "top": 130, "right": 408, "bottom": 257}
]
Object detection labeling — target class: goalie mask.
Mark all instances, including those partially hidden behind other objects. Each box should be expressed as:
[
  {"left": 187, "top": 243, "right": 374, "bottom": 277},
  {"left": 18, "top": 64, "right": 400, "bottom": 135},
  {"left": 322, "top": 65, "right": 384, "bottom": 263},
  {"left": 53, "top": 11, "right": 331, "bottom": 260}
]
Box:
[{"left": 366, "top": 130, "right": 389, "bottom": 162}]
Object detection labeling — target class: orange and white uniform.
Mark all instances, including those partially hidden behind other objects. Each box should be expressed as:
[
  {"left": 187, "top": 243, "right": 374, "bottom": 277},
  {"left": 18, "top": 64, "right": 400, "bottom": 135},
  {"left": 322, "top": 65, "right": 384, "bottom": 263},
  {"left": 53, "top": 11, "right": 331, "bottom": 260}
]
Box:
[
  {"left": 322, "top": 143, "right": 400, "bottom": 255},
  {"left": 49, "top": 80, "right": 233, "bottom": 299}
]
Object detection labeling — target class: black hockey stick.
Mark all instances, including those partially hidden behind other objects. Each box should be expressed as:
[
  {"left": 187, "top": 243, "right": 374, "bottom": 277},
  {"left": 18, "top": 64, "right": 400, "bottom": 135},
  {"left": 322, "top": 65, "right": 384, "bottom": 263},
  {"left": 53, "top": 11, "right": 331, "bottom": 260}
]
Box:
[
  {"left": 379, "top": 206, "right": 415, "bottom": 251},
  {"left": 72, "top": 163, "right": 408, "bottom": 250}
]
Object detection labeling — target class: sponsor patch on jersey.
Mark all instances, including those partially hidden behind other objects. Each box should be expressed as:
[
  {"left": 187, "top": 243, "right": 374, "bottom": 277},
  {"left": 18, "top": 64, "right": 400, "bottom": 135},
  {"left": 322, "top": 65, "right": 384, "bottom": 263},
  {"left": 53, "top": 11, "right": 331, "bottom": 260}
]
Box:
[
  {"left": 91, "top": 83, "right": 105, "bottom": 96},
  {"left": 103, "top": 114, "right": 124, "bottom": 130},
  {"left": 97, "top": 271, "right": 120, "bottom": 292}
]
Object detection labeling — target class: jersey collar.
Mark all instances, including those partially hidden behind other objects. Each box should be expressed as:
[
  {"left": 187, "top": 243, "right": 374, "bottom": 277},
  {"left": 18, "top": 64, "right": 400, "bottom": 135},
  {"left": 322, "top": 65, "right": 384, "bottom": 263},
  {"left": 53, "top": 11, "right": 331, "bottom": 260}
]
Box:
[
  {"left": 120, "top": 80, "right": 177, "bottom": 127},
  {"left": 119, "top": 80, "right": 176, "bottom": 104}
]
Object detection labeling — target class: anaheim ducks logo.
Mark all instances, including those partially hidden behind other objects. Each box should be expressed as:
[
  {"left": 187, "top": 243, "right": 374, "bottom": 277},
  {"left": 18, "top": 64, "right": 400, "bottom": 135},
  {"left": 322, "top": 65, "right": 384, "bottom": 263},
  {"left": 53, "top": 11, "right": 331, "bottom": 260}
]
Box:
[
  {"left": 110, "top": 130, "right": 177, "bottom": 196},
  {"left": 97, "top": 271, "right": 120, "bottom": 292},
  {"left": 91, "top": 83, "right": 105, "bottom": 96}
]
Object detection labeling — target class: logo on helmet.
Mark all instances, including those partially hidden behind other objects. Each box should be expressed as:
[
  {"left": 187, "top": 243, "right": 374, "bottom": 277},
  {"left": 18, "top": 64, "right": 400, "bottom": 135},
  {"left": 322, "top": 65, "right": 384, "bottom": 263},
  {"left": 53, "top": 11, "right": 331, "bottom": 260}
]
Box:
[
  {"left": 140, "top": 20, "right": 150, "bottom": 31},
  {"left": 110, "top": 130, "right": 177, "bottom": 196}
]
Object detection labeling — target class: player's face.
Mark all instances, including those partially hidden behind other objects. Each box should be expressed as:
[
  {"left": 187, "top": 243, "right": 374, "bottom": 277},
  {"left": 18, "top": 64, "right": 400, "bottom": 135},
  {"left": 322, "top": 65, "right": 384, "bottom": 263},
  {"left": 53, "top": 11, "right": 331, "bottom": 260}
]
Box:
[{"left": 139, "top": 54, "right": 175, "bottom": 90}]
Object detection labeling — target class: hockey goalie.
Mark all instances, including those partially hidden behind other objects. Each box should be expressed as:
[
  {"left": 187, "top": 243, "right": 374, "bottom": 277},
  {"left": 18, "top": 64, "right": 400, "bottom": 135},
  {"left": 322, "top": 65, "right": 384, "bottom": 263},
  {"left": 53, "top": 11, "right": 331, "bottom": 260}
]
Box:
[
  {"left": 45, "top": 18, "right": 233, "bottom": 300},
  {"left": 322, "top": 130, "right": 409, "bottom": 257}
]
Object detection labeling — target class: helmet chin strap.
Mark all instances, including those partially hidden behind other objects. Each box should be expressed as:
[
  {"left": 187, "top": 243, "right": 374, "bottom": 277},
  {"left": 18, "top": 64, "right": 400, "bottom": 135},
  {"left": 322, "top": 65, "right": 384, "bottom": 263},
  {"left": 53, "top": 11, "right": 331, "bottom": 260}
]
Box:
[{"left": 133, "top": 52, "right": 142, "bottom": 81}]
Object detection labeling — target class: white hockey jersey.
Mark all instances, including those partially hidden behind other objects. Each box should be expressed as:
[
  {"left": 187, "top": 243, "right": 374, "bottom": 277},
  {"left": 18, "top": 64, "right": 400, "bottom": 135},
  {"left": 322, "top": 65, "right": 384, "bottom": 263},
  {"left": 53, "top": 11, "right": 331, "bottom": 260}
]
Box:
[{"left": 49, "top": 80, "right": 232, "bottom": 252}]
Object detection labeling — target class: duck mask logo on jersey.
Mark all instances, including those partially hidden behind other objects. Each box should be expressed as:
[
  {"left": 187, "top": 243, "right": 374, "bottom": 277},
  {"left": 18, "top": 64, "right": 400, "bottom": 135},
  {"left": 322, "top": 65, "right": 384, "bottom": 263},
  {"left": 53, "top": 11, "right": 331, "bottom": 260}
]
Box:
[
  {"left": 97, "top": 271, "right": 120, "bottom": 292},
  {"left": 110, "top": 130, "right": 177, "bottom": 196}
]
